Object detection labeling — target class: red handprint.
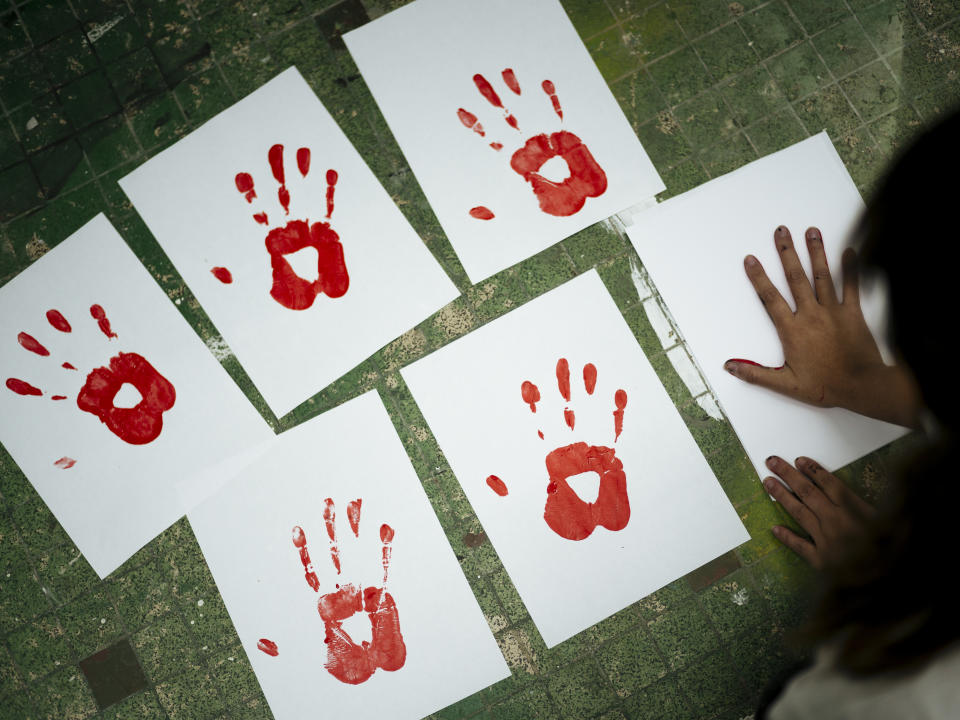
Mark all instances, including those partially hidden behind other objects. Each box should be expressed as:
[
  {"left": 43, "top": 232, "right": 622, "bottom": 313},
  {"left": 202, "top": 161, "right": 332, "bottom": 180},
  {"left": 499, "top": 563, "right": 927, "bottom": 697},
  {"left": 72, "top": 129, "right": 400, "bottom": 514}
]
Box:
[
  {"left": 223, "top": 145, "right": 349, "bottom": 311},
  {"left": 289, "top": 499, "right": 406, "bottom": 685},
  {"left": 488, "top": 359, "right": 629, "bottom": 541},
  {"left": 4, "top": 306, "right": 176, "bottom": 447},
  {"left": 457, "top": 69, "right": 608, "bottom": 219}
]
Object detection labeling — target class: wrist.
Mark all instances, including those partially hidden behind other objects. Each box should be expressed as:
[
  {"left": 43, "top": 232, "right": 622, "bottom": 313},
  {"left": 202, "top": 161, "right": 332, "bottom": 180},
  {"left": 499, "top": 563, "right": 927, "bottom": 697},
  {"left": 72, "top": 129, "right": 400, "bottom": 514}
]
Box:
[{"left": 843, "top": 364, "right": 923, "bottom": 429}]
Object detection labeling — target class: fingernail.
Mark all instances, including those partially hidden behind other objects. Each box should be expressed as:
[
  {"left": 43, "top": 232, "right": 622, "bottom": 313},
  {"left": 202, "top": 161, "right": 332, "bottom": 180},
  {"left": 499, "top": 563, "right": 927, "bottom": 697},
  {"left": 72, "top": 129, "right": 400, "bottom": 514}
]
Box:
[
  {"left": 763, "top": 477, "right": 775, "bottom": 492},
  {"left": 744, "top": 255, "right": 758, "bottom": 267},
  {"left": 771, "top": 526, "right": 783, "bottom": 538},
  {"left": 765, "top": 456, "right": 777, "bottom": 469},
  {"left": 805, "top": 227, "right": 821, "bottom": 242},
  {"left": 723, "top": 361, "right": 737, "bottom": 375},
  {"left": 796, "top": 456, "right": 809, "bottom": 467},
  {"left": 776, "top": 226, "right": 787, "bottom": 236}
]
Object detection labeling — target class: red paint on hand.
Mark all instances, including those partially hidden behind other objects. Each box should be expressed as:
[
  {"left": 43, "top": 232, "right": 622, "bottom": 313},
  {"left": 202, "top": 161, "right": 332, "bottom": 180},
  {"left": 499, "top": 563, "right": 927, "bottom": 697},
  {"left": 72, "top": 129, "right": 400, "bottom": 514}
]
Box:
[
  {"left": 613, "top": 389, "right": 627, "bottom": 441},
  {"left": 520, "top": 380, "right": 540, "bottom": 412},
  {"left": 583, "top": 363, "right": 597, "bottom": 394},
  {"left": 46, "top": 310, "right": 71, "bottom": 333},
  {"left": 469, "top": 206, "right": 495, "bottom": 220},
  {"left": 76, "top": 352, "right": 175, "bottom": 445},
  {"left": 487, "top": 475, "right": 508, "bottom": 496},
  {"left": 502, "top": 68, "right": 521, "bottom": 95},
  {"left": 235, "top": 173, "right": 256, "bottom": 202},
  {"left": 347, "top": 500, "right": 362, "bottom": 538},
  {"left": 257, "top": 638, "right": 279, "bottom": 657},
  {"left": 556, "top": 358, "right": 571, "bottom": 401},
  {"left": 511, "top": 131, "right": 607, "bottom": 216},
  {"left": 543, "top": 442, "right": 630, "bottom": 540},
  {"left": 6, "top": 378, "right": 42, "bottom": 396},
  {"left": 211, "top": 267, "right": 233, "bottom": 284},
  {"left": 17, "top": 332, "right": 50, "bottom": 356},
  {"left": 89, "top": 305, "right": 118, "bottom": 339},
  {"left": 54, "top": 456, "right": 76, "bottom": 469}
]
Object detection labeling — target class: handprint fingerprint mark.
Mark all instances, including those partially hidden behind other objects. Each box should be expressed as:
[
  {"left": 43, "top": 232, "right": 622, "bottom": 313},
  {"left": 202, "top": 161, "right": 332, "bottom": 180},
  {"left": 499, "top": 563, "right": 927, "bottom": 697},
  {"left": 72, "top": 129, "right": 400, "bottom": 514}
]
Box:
[
  {"left": 457, "top": 69, "right": 608, "bottom": 219},
  {"left": 490, "top": 359, "right": 629, "bottom": 541},
  {"left": 290, "top": 498, "right": 406, "bottom": 684},
  {"left": 4, "top": 306, "right": 176, "bottom": 446},
  {"left": 223, "top": 145, "right": 349, "bottom": 311}
]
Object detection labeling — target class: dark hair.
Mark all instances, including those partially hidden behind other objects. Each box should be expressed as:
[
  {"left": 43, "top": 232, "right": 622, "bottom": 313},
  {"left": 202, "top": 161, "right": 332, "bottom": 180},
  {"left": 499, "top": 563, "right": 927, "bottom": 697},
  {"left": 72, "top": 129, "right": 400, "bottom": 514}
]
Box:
[{"left": 802, "top": 108, "right": 960, "bottom": 676}]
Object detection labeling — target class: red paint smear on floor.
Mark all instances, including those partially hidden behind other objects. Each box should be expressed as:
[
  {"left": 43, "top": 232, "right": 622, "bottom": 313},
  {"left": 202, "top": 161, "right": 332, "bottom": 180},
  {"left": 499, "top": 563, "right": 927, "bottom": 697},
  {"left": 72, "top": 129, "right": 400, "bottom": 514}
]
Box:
[
  {"left": 46, "top": 310, "right": 71, "bottom": 333},
  {"left": 556, "top": 358, "right": 571, "bottom": 401},
  {"left": 235, "top": 172, "right": 256, "bottom": 202},
  {"left": 502, "top": 68, "right": 521, "bottom": 95},
  {"left": 6, "top": 378, "right": 42, "bottom": 396},
  {"left": 253, "top": 212, "right": 268, "bottom": 225},
  {"left": 323, "top": 498, "right": 341, "bottom": 574},
  {"left": 486, "top": 475, "right": 508, "bottom": 496},
  {"left": 563, "top": 408, "right": 575, "bottom": 430},
  {"left": 613, "top": 389, "right": 627, "bottom": 441},
  {"left": 62, "top": 362, "right": 76, "bottom": 370},
  {"left": 326, "top": 169, "right": 338, "bottom": 219},
  {"left": 291, "top": 525, "right": 320, "bottom": 592},
  {"left": 211, "top": 267, "right": 233, "bottom": 283},
  {"left": 54, "top": 456, "right": 75, "bottom": 469},
  {"left": 457, "top": 108, "right": 485, "bottom": 137},
  {"left": 347, "top": 499, "right": 362, "bottom": 538},
  {"left": 17, "top": 332, "right": 49, "bottom": 356},
  {"left": 89, "top": 305, "right": 118, "bottom": 339},
  {"left": 520, "top": 380, "right": 540, "bottom": 412},
  {"left": 51, "top": 395, "right": 67, "bottom": 401},
  {"left": 257, "top": 639, "right": 279, "bottom": 657},
  {"left": 76, "top": 352, "right": 175, "bottom": 445},
  {"left": 583, "top": 363, "right": 597, "bottom": 394},
  {"left": 510, "top": 131, "right": 607, "bottom": 216},
  {"left": 265, "top": 220, "right": 349, "bottom": 309},
  {"left": 297, "top": 147, "right": 311, "bottom": 177},
  {"left": 268, "top": 144, "right": 290, "bottom": 214},
  {"left": 543, "top": 442, "right": 630, "bottom": 540},
  {"left": 542, "top": 80, "right": 563, "bottom": 120},
  {"left": 469, "top": 206, "right": 494, "bottom": 220}
]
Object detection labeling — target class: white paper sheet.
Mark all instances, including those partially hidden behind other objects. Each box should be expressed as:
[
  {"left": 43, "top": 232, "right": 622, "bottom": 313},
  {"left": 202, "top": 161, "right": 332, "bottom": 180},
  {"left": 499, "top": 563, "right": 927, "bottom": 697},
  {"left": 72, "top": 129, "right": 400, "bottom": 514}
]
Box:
[
  {"left": 626, "top": 133, "right": 907, "bottom": 480},
  {"left": 188, "top": 391, "right": 510, "bottom": 720},
  {"left": 119, "top": 67, "right": 460, "bottom": 418},
  {"left": 401, "top": 271, "right": 748, "bottom": 647},
  {"left": 344, "top": 0, "right": 665, "bottom": 284},
  {"left": 0, "top": 214, "right": 273, "bottom": 578}
]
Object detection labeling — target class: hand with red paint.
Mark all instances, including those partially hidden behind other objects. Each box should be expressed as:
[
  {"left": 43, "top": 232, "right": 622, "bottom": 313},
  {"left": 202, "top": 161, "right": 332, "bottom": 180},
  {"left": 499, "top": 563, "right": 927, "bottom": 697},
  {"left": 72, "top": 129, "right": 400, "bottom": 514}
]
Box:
[
  {"left": 762, "top": 455, "right": 874, "bottom": 570},
  {"left": 457, "top": 69, "right": 607, "bottom": 219},
  {"left": 723, "top": 226, "right": 921, "bottom": 429},
  {"left": 287, "top": 499, "right": 406, "bottom": 684},
  {"left": 229, "top": 145, "right": 348, "bottom": 311}
]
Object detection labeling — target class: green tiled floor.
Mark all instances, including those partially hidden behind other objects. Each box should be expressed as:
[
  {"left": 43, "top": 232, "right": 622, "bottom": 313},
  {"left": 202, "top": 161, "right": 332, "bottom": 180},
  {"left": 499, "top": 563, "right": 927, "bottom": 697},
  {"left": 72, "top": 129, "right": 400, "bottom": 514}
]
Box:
[{"left": 2, "top": 0, "right": 959, "bottom": 718}]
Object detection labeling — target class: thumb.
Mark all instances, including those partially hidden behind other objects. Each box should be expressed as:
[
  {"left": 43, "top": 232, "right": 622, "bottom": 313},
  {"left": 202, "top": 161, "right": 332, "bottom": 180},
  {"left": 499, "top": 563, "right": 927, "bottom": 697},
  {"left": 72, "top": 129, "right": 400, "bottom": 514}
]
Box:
[{"left": 723, "top": 358, "right": 796, "bottom": 395}]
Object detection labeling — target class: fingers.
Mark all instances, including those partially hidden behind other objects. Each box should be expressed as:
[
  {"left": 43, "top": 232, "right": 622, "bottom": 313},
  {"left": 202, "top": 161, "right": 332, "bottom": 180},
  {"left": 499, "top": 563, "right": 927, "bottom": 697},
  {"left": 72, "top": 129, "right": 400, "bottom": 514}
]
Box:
[
  {"left": 796, "top": 456, "right": 875, "bottom": 516},
  {"left": 841, "top": 247, "right": 861, "bottom": 307},
  {"left": 744, "top": 254, "right": 793, "bottom": 327},
  {"left": 804, "top": 227, "right": 838, "bottom": 304},
  {"left": 722, "top": 358, "right": 800, "bottom": 397},
  {"left": 762, "top": 471, "right": 820, "bottom": 537},
  {"left": 773, "top": 226, "right": 815, "bottom": 309},
  {"left": 766, "top": 455, "right": 833, "bottom": 520},
  {"left": 772, "top": 525, "right": 819, "bottom": 568}
]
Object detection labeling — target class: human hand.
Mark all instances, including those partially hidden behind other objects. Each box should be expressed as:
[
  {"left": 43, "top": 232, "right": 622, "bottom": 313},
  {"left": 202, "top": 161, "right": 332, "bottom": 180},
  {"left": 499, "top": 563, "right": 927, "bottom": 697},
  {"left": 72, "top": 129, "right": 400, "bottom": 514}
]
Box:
[
  {"left": 762, "top": 455, "right": 873, "bottom": 570},
  {"left": 723, "top": 225, "right": 921, "bottom": 429}
]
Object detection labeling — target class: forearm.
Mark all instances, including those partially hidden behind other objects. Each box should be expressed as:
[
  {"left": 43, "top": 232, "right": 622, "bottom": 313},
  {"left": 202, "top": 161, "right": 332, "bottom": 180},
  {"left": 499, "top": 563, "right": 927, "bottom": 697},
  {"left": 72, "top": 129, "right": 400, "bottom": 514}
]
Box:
[{"left": 841, "top": 364, "right": 923, "bottom": 429}]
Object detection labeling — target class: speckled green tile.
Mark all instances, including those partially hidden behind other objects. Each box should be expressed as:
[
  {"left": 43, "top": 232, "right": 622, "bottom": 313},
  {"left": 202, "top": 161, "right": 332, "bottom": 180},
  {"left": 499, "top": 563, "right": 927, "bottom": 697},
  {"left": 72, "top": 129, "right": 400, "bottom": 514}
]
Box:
[
  {"left": 78, "top": 115, "right": 140, "bottom": 174},
  {"left": 745, "top": 106, "right": 809, "bottom": 154},
  {"left": 34, "top": 542, "right": 99, "bottom": 606},
  {"left": 465, "top": 266, "right": 528, "bottom": 324},
  {"left": 611, "top": 68, "right": 667, "bottom": 131},
  {"left": 57, "top": 590, "right": 125, "bottom": 658},
  {"left": 857, "top": 0, "right": 908, "bottom": 56},
  {"left": 868, "top": 100, "right": 923, "bottom": 155},
  {"left": 596, "top": 254, "right": 645, "bottom": 310},
  {"left": 545, "top": 657, "right": 616, "bottom": 720},
  {"left": 674, "top": 88, "right": 738, "bottom": 150},
  {"left": 697, "top": 568, "right": 769, "bottom": 639},
  {"left": 58, "top": 70, "right": 119, "bottom": 132},
  {"left": 693, "top": 22, "right": 758, "bottom": 82},
  {"left": 738, "top": 2, "right": 805, "bottom": 59},
  {"left": 729, "top": 622, "right": 805, "bottom": 700},
  {"left": 100, "top": 689, "right": 167, "bottom": 720},
  {"left": 681, "top": 406, "right": 739, "bottom": 459},
  {"left": 792, "top": 83, "right": 862, "bottom": 137},
  {"left": 734, "top": 492, "right": 788, "bottom": 565},
  {"left": 418, "top": 296, "right": 478, "bottom": 350},
  {"left": 149, "top": 26, "right": 213, "bottom": 86},
  {"left": 645, "top": 598, "right": 721, "bottom": 670},
  {"left": 0, "top": 549, "right": 51, "bottom": 626},
  {"left": 125, "top": 91, "right": 189, "bottom": 150},
  {"left": 487, "top": 568, "right": 528, "bottom": 626},
  {"left": 252, "top": 0, "right": 305, "bottom": 35},
  {"left": 561, "top": 0, "right": 616, "bottom": 39},
  {"left": 647, "top": 350, "right": 696, "bottom": 410},
  {"left": 7, "top": 612, "right": 73, "bottom": 682},
  {"left": 107, "top": 558, "right": 172, "bottom": 629},
  {"left": 488, "top": 683, "right": 557, "bottom": 720},
  {"left": 0, "top": 52, "right": 51, "bottom": 111},
  {"left": 697, "top": 130, "right": 757, "bottom": 177},
  {"left": 909, "top": 0, "right": 960, "bottom": 30},
  {"left": 674, "top": 650, "right": 749, "bottom": 715},
  {"left": 585, "top": 27, "right": 641, "bottom": 84},
  {"left": 719, "top": 65, "right": 788, "bottom": 127},
  {"left": 655, "top": 158, "right": 709, "bottom": 199},
  {"left": 646, "top": 45, "right": 712, "bottom": 106},
  {"left": 495, "top": 621, "right": 544, "bottom": 678},
  {"left": 179, "top": 591, "right": 238, "bottom": 653},
  {"left": 619, "top": 302, "right": 663, "bottom": 361},
  {"left": 622, "top": 674, "right": 695, "bottom": 720},
  {"left": 155, "top": 670, "right": 226, "bottom": 720},
  {"left": 684, "top": 551, "right": 741, "bottom": 593},
  {"left": 766, "top": 40, "right": 833, "bottom": 102},
  {"left": 37, "top": 31, "right": 98, "bottom": 85},
  {"left": 86, "top": 14, "right": 146, "bottom": 64},
  {"left": 634, "top": 112, "right": 693, "bottom": 169},
  {"left": 833, "top": 126, "right": 885, "bottom": 192},
  {"left": 840, "top": 59, "right": 902, "bottom": 121},
  {"left": 813, "top": 14, "right": 880, "bottom": 77},
  {"left": 670, "top": 0, "right": 738, "bottom": 39},
  {"left": 621, "top": 5, "right": 685, "bottom": 63},
  {"left": 133, "top": 612, "right": 203, "bottom": 684},
  {"left": 19, "top": 0, "right": 80, "bottom": 46},
  {"left": 172, "top": 67, "right": 236, "bottom": 126},
  {"left": 9, "top": 93, "right": 73, "bottom": 155},
  {"left": 11, "top": 496, "right": 71, "bottom": 555},
  {"left": 596, "top": 625, "right": 666, "bottom": 697},
  {"left": 104, "top": 47, "right": 164, "bottom": 105},
  {"left": 788, "top": 0, "right": 852, "bottom": 34},
  {"left": 750, "top": 545, "right": 816, "bottom": 621},
  {"left": 0, "top": 641, "right": 25, "bottom": 697},
  {"left": 29, "top": 138, "right": 88, "bottom": 198},
  {"left": 29, "top": 665, "right": 98, "bottom": 720},
  {"left": 707, "top": 441, "right": 762, "bottom": 509},
  {"left": 0, "top": 161, "right": 44, "bottom": 221},
  {"left": 0, "top": 10, "right": 30, "bottom": 64},
  {"left": 562, "top": 222, "right": 628, "bottom": 272}
]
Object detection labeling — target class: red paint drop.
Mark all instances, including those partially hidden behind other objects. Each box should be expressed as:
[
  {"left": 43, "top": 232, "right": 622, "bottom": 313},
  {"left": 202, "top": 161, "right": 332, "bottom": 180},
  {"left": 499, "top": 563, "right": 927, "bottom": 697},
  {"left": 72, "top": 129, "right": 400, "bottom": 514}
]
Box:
[
  {"left": 17, "top": 332, "right": 49, "bottom": 356},
  {"left": 326, "top": 169, "right": 338, "bottom": 219},
  {"left": 510, "top": 131, "right": 607, "bottom": 216},
  {"left": 486, "top": 475, "right": 508, "bottom": 496},
  {"left": 291, "top": 525, "right": 320, "bottom": 592},
  {"left": 257, "top": 639, "right": 279, "bottom": 657},
  {"left": 6, "top": 378, "right": 42, "bottom": 396},
  {"left": 473, "top": 73, "right": 504, "bottom": 108},
  {"left": 469, "top": 206, "right": 495, "bottom": 220},
  {"left": 89, "top": 305, "right": 118, "bottom": 339},
  {"left": 520, "top": 380, "right": 540, "bottom": 412},
  {"left": 51, "top": 395, "right": 67, "bottom": 401},
  {"left": 542, "top": 80, "right": 563, "bottom": 120},
  {"left": 489, "top": 142, "right": 503, "bottom": 151},
  {"left": 564, "top": 407, "right": 575, "bottom": 430},
  {"left": 297, "top": 147, "right": 311, "bottom": 177},
  {"left": 324, "top": 498, "right": 341, "bottom": 575},
  {"left": 457, "top": 108, "right": 486, "bottom": 137},
  {"left": 538, "top": 430, "right": 544, "bottom": 439},
  {"left": 268, "top": 144, "right": 290, "bottom": 214},
  {"left": 46, "top": 310, "right": 71, "bottom": 333},
  {"left": 543, "top": 442, "right": 630, "bottom": 541},
  {"left": 62, "top": 362, "right": 76, "bottom": 370},
  {"left": 235, "top": 172, "right": 256, "bottom": 202},
  {"left": 211, "top": 267, "right": 233, "bottom": 283},
  {"left": 347, "top": 500, "right": 362, "bottom": 537},
  {"left": 265, "top": 219, "right": 349, "bottom": 309},
  {"left": 253, "top": 212, "right": 269, "bottom": 225},
  {"left": 502, "top": 68, "right": 521, "bottom": 95},
  {"left": 614, "top": 389, "right": 627, "bottom": 441},
  {"left": 583, "top": 363, "right": 597, "bottom": 394},
  {"left": 556, "top": 358, "right": 571, "bottom": 401},
  {"left": 54, "top": 456, "right": 75, "bottom": 469},
  {"left": 76, "top": 352, "right": 175, "bottom": 445}
]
